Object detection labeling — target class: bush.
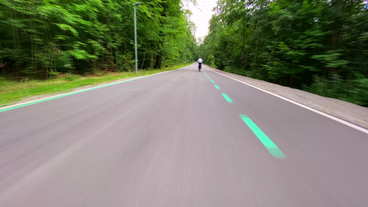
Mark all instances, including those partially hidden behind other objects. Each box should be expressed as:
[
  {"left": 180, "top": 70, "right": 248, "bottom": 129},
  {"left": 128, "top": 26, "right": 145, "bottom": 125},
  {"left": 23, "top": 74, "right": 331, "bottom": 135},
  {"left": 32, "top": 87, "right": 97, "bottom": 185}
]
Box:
[
  {"left": 63, "top": 74, "right": 80, "bottom": 81},
  {"left": 224, "top": 66, "right": 248, "bottom": 76},
  {"left": 304, "top": 74, "right": 368, "bottom": 106}
]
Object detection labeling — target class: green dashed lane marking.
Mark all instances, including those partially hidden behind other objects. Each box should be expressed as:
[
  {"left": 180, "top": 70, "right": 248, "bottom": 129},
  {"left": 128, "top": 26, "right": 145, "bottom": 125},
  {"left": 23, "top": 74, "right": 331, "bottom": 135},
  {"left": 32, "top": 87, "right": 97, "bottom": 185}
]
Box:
[
  {"left": 221, "top": 93, "right": 233, "bottom": 103},
  {"left": 214, "top": 85, "right": 220, "bottom": 89},
  {"left": 239, "top": 114, "right": 286, "bottom": 158}
]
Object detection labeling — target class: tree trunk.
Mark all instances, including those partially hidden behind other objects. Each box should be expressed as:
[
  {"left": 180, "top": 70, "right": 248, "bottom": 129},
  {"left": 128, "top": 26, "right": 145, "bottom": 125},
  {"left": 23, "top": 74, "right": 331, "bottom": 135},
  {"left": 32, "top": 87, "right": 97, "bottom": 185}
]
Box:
[
  {"left": 150, "top": 53, "right": 154, "bottom": 69},
  {"left": 114, "top": 50, "right": 119, "bottom": 71},
  {"left": 154, "top": 38, "right": 164, "bottom": 69},
  {"left": 241, "top": 22, "right": 245, "bottom": 70},
  {"left": 12, "top": 9, "right": 19, "bottom": 75},
  {"left": 288, "top": 75, "right": 294, "bottom": 87},
  {"left": 252, "top": 21, "right": 259, "bottom": 71},
  {"left": 108, "top": 47, "right": 114, "bottom": 71},
  {"left": 0, "top": 32, "right": 3, "bottom": 75},
  {"left": 244, "top": 50, "right": 249, "bottom": 70},
  {"left": 141, "top": 51, "right": 146, "bottom": 69},
  {"left": 327, "top": 0, "right": 344, "bottom": 78},
  {"left": 154, "top": 53, "right": 162, "bottom": 69}
]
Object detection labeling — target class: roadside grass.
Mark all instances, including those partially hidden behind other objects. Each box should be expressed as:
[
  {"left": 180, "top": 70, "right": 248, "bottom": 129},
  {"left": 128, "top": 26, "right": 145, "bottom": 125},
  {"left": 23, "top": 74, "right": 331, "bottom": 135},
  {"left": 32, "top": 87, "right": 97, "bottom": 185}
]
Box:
[{"left": 0, "top": 64, "right": 189, "bottom": 107}]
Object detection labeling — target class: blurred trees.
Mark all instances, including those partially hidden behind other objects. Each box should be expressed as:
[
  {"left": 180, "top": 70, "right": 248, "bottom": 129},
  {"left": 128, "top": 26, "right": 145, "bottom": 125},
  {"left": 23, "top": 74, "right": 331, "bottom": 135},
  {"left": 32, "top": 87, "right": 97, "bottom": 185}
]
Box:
[
  {"left": 200, "top": 0, "right": 368, "bottom": 105},
  {"left": 0, "top": 0, "right": 197, "bottom": 78}
]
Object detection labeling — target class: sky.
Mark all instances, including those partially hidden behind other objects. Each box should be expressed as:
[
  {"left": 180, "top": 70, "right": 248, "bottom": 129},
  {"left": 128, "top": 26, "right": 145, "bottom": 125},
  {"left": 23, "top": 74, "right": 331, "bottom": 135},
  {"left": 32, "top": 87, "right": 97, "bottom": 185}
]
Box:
[{"left": 183, "top": 0, "right": 218, "bottom": 40}]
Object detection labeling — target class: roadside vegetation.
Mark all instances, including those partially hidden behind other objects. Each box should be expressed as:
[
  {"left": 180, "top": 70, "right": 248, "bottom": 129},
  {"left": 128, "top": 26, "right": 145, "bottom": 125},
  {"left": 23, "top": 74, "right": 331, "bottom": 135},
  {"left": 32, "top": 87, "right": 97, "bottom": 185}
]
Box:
[
  {"left": 0, "top": 0, "right": 197, "bottom": 77},
  {"left": 0, "top": 0, "right": 197, "bottom": 106},
  {"left": 199, "top": 0, "right": 368, "bottom": 106},
  {"left": 0, "top": 64, "right": 188, "bottom": 107}
]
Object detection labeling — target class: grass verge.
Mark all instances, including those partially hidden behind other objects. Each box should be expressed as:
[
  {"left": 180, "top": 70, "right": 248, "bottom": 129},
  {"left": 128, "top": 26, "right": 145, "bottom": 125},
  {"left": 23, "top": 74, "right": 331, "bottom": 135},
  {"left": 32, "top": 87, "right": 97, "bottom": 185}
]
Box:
[{"left": 0, "top": 64, "right": 189, "bottom": 107}]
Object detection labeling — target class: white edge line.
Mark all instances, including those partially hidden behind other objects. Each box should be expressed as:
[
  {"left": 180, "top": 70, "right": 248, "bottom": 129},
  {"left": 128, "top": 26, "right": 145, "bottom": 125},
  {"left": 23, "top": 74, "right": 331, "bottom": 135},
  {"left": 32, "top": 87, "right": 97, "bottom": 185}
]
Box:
[
  {"left": 208, "top": 68, "right": 368, "bottom": 135},
  {"left": 0, "top": 68, "right": 182, "bottom": 112}
]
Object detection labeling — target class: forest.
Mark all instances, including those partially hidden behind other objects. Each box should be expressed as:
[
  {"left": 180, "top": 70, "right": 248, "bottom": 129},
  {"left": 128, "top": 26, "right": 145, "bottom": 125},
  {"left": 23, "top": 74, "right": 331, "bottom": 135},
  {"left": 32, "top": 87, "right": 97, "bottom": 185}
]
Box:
[
  {"left": 199, "top": 0, "right": 368, "bottom": 106},
  {"left": 1, "top": 0, "right": 368, "bottom": 106},
  {"left": 0, "top": 0, "right": 197, "bottom": 78}
]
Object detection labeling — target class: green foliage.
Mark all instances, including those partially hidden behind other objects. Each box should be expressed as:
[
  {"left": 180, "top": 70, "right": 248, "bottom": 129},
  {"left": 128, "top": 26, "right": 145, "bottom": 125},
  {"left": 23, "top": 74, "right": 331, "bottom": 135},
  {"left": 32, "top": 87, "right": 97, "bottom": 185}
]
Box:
[
  {"left": 305, "top": 74, "right": 368, "bottom": 106},
  {"left": 0, "top": 0, "right": 197, "bottom": 77},
  {"left": 200, "top": 0, "right": 368, "bottom": 105},
  {"left": 312, "top": 51, "right": 349, "bottom": 68}
]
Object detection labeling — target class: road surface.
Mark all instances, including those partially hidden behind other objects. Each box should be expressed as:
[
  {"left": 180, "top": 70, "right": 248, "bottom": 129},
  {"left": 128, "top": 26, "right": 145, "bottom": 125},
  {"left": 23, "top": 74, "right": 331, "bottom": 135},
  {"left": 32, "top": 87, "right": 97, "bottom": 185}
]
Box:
[{"left": 0, "top": 64, "right": 367, "bottom": 206}]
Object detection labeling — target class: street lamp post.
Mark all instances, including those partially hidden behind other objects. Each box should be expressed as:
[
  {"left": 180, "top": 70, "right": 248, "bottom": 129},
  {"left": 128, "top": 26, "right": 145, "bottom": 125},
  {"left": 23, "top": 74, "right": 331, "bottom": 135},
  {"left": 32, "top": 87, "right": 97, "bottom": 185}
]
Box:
[{"left": 134, "top": 2, "right": 141, "bottom": 74}]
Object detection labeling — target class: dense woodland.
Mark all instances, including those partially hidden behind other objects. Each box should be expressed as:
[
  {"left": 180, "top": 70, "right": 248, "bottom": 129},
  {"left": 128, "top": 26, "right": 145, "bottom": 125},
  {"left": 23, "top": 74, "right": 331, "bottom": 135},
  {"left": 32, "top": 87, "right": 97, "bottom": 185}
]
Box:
[
  {"left": 200, "top": 0, "right": 368, "bottom": 106},
  {"left": 0, "top": 0, "right": 197, "bottom": 78},
  {"left": 1, "top": 0, "right": 368, "bottom": 106}
]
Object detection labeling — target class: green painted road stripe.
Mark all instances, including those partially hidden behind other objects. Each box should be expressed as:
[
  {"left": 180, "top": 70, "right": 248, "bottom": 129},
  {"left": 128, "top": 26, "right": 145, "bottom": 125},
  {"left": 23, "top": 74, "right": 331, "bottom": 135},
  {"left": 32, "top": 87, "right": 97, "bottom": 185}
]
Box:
[
  {"left": 221, "top": 93, "right": 233, "bottom": 103},
  {"left": 0, "top": 74, "right": 155, "bottom": 113},
  {"left": 239, "top": 114, "right": 286, "bottom": 158},
  {"left": 214, "top": 85, "right": 220, "bottom": 89},
  {"left": 210, "top": 80, "right": 214, "bottom": 83}
]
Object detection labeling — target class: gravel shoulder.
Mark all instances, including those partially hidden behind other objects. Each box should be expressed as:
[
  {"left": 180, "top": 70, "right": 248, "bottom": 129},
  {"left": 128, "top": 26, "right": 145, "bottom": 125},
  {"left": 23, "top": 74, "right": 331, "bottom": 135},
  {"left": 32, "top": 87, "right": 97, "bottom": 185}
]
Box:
[{"left": 208, "top": 66, "right": 368, "bottom": 129}]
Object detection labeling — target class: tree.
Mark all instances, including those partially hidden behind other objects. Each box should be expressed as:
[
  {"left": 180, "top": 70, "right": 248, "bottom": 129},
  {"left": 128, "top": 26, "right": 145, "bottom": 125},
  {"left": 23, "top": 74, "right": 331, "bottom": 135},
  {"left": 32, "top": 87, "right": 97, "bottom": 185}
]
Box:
[
  {"left": 0, "top": 0, "right": 197, "bottom": 76},
  {"left": 200, "top": 0, "right": 368, "bottom": 105}
]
